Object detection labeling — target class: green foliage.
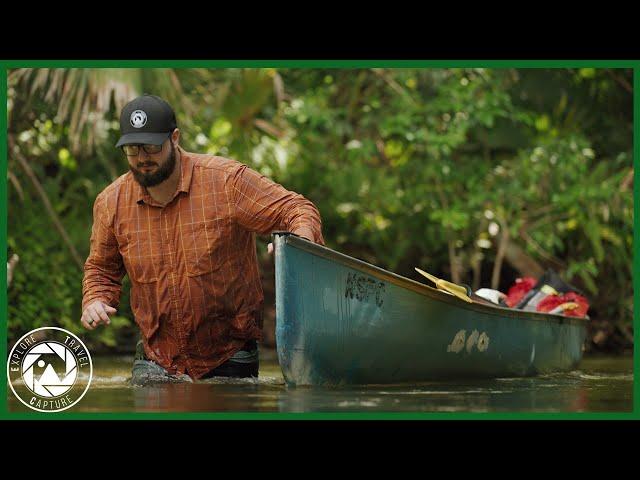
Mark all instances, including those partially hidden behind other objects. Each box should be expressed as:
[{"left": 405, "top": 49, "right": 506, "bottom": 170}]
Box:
[
  {"left": 7, "top": 67, "right": 633, "bottom": 352},
  {"left": 8, "top": 190, "right": 133, "bottom": 349}
]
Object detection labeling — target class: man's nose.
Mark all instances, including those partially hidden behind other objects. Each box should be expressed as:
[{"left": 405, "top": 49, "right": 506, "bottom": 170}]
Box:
[{"left": 135, "top": 149, "right": 151, "bottom": 162}]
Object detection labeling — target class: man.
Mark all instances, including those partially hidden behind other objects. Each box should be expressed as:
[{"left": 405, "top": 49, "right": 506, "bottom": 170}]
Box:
[{"left": 81, "top": 94, "right": 324, "bottom": 385}]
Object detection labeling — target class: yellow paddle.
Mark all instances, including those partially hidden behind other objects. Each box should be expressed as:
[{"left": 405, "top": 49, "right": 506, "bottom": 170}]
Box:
[{"left": 414, "top": 267, "right": 473, "bottom": 303}]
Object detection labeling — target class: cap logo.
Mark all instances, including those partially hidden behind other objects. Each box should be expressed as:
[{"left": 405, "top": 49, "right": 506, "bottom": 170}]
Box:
[{"left": 130, "top": 110, "right": 147, "bottom": 128}]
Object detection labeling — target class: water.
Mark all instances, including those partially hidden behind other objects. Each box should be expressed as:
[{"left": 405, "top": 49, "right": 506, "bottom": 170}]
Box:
[{"left": 7, "top": 350, "right": 633, "bottom": 413}]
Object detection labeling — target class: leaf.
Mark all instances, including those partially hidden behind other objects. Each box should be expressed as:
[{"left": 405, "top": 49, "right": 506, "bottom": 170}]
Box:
[
  {"left": 583, "top": 220, "right": 604, "bottom": 263},
  {"left": 578, "top": 269, "right": 598, "bottom": 295},
  {"left": 600, "top": 226, "right": 623, "bottom": 247}
]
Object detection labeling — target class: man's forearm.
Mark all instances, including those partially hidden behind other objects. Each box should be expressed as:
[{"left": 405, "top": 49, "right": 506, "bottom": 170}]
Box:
[
  {"left": 82, "top": 283, "right": 121, "bottom": 312},
  {"left": 286, "top": 202, "right": 324, "bottom": 245},
  {"left": 291, "top": 225, "right": 316, "bottom": 242},
  {"left": 83, "top": 193, "right": 126, "bottom": 313},
  {"left": 82, "top": 261, "right": 124, "bottom": 312}
]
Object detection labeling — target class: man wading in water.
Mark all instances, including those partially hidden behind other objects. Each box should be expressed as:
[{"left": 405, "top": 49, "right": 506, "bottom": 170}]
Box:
[{"left": 81, "top": 94, "right": 324, "bottom": 384}]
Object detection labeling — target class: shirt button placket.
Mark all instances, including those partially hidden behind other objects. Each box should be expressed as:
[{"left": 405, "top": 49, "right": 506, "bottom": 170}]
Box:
[{"left": 163, "top": 206, "right": 188, "bottom": 373}]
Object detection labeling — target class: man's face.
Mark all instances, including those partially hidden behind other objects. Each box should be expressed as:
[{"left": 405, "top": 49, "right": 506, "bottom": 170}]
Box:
[{"left": 126, "top": 138, "right": 177, "bottom": 187}]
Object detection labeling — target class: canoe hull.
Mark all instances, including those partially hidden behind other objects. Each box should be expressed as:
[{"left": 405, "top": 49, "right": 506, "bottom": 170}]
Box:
[{"left": 274, "top": 234, "right": 587, "bottom": 386}]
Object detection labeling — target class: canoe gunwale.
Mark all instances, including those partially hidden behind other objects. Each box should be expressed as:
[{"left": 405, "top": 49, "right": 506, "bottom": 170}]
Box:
[{"left": 272, "top": 232, "right": 588, "bottom": 327}]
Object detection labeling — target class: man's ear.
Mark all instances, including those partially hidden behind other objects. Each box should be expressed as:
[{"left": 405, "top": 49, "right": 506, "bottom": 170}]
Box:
[{"left": 172, "top": 128, "right": 181, "bottom": 146}]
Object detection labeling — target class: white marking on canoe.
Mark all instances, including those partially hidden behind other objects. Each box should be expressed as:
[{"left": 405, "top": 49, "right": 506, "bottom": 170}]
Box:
[
  {"left": 477, "top": 332, "right": 490, "bottom": 352},
  {"left": 447, "top": 330, "right": 466, "bottom": 353},
  {"left": 466, "top": 330, "right": 480, "bottom": 353}
]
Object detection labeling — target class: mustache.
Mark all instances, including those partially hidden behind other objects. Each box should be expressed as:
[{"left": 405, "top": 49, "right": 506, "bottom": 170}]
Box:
[{"left": 137, "top": 162, "right": 157, "bottom": 168}]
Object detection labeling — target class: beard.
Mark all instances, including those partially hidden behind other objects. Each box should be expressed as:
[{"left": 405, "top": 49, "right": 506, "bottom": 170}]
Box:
[{"left": 130, "top": 144, "right": 177, "bottom": 187}]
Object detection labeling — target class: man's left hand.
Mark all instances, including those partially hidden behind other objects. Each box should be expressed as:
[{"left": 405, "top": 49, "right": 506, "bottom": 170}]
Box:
[{"left": 268, "top": 228, "right": 314, "bottom": 256}]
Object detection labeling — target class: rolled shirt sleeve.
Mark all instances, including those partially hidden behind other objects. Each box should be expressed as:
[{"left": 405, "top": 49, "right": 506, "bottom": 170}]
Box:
[
  {"left": 230, "top": 163, "right": 325, "bottom": 245},
  {"left": 81, "top": 193, "right": 126, "bottom": 312}
]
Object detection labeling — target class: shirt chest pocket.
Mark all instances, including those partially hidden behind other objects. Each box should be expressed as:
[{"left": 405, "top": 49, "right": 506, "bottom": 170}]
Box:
[
  {"left": 184, "top": 218, "right": 228, "bottom": 277},
  {"left": 116, "top": 229, "right": 160, "bottom": 283}
]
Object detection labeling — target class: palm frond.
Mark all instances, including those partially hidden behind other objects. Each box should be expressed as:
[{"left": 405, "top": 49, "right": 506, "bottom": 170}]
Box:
[{"left": 10, "top": 69, "right": 143, "bottom": 153}]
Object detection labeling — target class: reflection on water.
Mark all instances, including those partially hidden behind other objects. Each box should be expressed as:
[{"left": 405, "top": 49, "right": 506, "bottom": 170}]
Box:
[{"left": 7, "top": 350, "right": 633, "bottom": 413}]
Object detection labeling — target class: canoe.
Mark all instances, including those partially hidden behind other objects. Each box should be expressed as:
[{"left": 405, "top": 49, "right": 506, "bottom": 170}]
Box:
[{"left": 273, "top": 232, "right": 587, "bottom": 386}]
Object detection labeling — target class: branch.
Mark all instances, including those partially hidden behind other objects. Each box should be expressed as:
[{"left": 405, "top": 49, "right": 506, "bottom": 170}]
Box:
[
  {"left": 9, "top": 136, "right": 84, "bottom": 271},
  {"left": 371, "top": 68, "right": 417, "bottom": 105},
  {"left": 471, "top": 249, "right": 483, "bottom": 292},
  {"left": 8, "top": 169, "right": 25, "bottom": 202},
  {"left": 447, "top": 239, "right": 461, "bottom": 284},
  {"left": 273, "top": 72, "right": 285, "bottom": 105},
  {"left": 7, "top": 253, "right": 19, "bottom": 287},
  {"left": 522, "top": 213, "right": 570, "bottom": 234},
  {"left": 375, "top": 138, "right": 390, "bottom": 165},
  {"left": 620, "top": 168, "right": 633, "bottom": 192},
  {"left": 606, "top": 69, "right": 633, "bottom": 94},
  {"left": 617, "top": 323, "right": 634, "bottom": 345},
  {"left": 528, "top": 204, "right": 555, "bottom": 219},
  {"left": 504, "top": 241, "right": 545, "bottom": 278},
  {"left": 253, "top": 118, "right": 285, "bottom": 138},
  {"left": 435, "top": 186, "right": 461, "bottom": 283},
  {"left": 491, "top": 218, "right": 509, "bottom": 290},
  {"left": 519, "top": 229, "right": 566, "bottom": 270}
]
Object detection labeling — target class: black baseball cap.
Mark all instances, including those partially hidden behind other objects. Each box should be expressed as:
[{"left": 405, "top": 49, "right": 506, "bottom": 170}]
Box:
[{"left": 115, "top": 94, "right": 177, "bottom": 148}]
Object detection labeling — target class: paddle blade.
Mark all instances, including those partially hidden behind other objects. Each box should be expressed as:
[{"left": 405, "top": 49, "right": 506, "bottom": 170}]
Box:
[
  {"left": 414, "top": 267, "right": 439, "bottom": 284},
  {"left": 415, "top": 268, "right": 473, "bottom": 303}
]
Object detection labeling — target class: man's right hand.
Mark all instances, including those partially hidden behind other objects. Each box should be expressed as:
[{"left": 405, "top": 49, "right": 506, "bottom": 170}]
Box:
[{"left": 81, "top": 300, "right": 117, "bottom": 330}]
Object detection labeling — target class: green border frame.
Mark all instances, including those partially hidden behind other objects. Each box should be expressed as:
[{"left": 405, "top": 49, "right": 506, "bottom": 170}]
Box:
[
  {"left": 1, "top": 60, "right": 637, "bottom": 420},
  {"left": 2, "top": 60, "right": 639, "bottom": 68}
]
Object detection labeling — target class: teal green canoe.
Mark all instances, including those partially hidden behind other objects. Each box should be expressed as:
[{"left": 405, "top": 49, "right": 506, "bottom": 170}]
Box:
[{"left": 273, "top": 233, "right": 587, "bottom": 386}]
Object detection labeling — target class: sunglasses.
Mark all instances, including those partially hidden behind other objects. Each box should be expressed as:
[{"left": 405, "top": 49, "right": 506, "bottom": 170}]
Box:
[{"left": 122, "top": 144, "right": 164, "bottom": 156}]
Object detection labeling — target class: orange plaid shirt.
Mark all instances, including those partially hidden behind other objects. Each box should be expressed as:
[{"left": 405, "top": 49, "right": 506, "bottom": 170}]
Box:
[{"left": 82, "top": 146, "right": 324, "bottom": 378}]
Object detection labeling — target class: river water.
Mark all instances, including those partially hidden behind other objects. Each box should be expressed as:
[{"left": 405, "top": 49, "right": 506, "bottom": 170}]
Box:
[{"left": 7, "top": 351, "right": 633, "bottom": 413}]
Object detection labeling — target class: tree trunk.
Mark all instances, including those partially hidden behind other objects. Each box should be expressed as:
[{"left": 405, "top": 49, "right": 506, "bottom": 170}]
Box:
[
  {"left": 9, "top": 136, "right": 85, "bottom": 271},
  {"left": 491, "top": 225, "right": 509, "bottom": 290},
  {"left": 448, "top": 239, "right": 461, "bottom": 284},
  {"left": 471, "top": 251, "right": 482, "bottom": 291},
  {"left": 504, "top": 242, "right": 545, "bottom": 278}
]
